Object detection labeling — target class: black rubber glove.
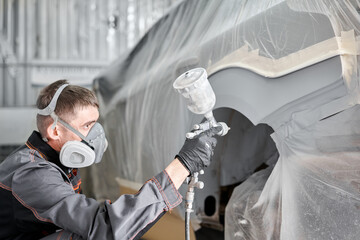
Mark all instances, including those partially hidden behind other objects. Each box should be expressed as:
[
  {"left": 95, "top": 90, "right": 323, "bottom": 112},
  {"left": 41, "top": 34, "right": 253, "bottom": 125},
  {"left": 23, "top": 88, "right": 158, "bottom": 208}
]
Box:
[{"left": 176, "top": 125, "right": 221, "bottom": 175}]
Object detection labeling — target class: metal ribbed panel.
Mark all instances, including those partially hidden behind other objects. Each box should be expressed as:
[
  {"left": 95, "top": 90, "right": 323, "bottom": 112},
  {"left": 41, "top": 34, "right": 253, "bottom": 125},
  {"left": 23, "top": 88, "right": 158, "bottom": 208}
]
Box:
[{"left": 0, "top": 0, "right": 178, "bottom": 107}]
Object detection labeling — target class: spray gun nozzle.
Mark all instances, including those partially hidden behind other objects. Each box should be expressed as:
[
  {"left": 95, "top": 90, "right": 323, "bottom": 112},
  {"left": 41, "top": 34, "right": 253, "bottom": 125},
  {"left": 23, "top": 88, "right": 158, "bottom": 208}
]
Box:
[{"left": 216, "top": 122, "right": 230, "bottom": 136}]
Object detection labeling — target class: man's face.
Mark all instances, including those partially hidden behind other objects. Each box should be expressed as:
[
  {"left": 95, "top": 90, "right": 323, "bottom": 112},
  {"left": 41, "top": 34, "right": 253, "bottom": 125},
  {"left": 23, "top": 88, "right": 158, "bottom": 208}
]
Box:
[{"left": 57, "top": 105, "right": 99, "bottom": 149}]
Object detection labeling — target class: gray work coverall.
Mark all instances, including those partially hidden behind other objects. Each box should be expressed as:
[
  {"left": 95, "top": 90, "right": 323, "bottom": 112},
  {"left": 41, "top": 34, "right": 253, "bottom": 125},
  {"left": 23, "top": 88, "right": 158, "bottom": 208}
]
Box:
[{"left": 0, "top": 131, "right": 182, "bottom": 239}]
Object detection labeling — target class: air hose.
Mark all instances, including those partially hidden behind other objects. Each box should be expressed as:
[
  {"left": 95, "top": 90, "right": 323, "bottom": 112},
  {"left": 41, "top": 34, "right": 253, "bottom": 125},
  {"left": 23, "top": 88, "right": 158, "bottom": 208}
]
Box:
[{"left": 185, "top": 171, "right": 204, "bottom": 240}]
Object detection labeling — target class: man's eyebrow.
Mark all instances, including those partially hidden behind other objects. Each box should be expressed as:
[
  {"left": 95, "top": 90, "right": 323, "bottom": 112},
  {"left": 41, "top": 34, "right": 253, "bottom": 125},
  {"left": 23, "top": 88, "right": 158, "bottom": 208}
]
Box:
[{"left": 82, "top": 120, "right": 97, "bottom": 126}]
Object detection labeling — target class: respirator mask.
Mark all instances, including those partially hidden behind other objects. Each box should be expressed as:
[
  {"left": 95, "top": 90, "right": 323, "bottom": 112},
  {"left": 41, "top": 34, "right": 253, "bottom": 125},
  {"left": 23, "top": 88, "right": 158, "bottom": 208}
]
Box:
[{"left": 38, "top": 84, "right": 108, "bottom": 168}]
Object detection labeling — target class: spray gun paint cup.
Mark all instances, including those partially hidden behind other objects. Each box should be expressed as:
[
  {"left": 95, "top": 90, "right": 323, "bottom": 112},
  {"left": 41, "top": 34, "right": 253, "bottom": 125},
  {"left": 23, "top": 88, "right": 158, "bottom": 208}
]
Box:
[{"left": 173, "top": 67, "right": 216, "bottom": 119}]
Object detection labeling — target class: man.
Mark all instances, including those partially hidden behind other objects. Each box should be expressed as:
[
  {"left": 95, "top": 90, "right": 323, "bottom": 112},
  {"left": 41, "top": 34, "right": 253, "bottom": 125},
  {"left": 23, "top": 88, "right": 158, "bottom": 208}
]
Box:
[{"left": 0, "top": 80, "right": 219, "bottom": 239}]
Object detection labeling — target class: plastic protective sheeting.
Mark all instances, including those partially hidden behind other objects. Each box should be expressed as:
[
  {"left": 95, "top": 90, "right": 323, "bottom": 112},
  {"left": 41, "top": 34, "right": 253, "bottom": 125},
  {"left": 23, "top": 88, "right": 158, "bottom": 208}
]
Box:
[
  {"left": 87, "top": 0, "right": 360, "bottom": 238},
  {"left": 226, "top": 105, "right": 360, "bottom": 239},
  {"left": 225, "top": 166, "right": 276, "bottom": 240}
]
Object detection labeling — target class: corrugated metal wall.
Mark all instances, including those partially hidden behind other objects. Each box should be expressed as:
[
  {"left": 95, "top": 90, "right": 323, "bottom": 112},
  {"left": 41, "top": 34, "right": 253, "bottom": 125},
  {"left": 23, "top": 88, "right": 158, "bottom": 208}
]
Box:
[{"left": 0, "top": 0, "right": 178, "bottom": 107}]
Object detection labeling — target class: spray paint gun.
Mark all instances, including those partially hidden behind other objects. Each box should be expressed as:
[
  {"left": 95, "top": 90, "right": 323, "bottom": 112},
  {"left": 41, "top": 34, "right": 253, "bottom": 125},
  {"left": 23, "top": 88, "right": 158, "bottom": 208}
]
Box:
[
  {"left": 173, "top": 68, "right": 230, "bottom": 138},
  {"left": 173, "top": 68, "right": 230, "bottom": 240}
]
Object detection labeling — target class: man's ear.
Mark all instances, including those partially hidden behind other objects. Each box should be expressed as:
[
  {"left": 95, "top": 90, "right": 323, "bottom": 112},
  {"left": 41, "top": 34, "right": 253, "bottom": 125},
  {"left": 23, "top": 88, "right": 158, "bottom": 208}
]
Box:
[{"left": 46, "top": 124, "right": 60, "bottom": 141}]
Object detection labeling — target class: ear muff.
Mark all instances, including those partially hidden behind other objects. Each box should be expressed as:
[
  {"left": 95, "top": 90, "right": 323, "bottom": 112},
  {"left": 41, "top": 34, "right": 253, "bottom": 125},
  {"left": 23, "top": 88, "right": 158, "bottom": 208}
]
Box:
[{"left": 60, "top": 141, "right": 95, "bottom": 168}]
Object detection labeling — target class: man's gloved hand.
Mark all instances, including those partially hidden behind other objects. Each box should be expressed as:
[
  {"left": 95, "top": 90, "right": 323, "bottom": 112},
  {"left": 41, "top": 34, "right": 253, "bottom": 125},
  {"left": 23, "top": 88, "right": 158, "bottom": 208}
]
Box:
[{"left": 176, "top": 125, "right": 221, "bottom": 175}]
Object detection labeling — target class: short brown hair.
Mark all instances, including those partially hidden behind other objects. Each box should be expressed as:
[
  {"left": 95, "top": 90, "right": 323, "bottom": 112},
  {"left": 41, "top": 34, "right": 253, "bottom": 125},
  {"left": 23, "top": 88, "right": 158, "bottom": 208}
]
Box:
[{"left": 36, "top": 80, "right": 99, "bottom": 136}]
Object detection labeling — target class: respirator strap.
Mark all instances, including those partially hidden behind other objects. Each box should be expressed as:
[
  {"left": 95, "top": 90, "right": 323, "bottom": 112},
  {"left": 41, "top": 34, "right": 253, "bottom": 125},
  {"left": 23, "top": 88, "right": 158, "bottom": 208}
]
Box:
[
  {"left": 38, "top": 84, "right": 69, "bottom": 116},
  {"left": 56, "top": 117, "right": 87, "bottom": 141},
  {"left": 53, "top": 113, "right": 93, "bottom": 150},
  {"left": 36, "top": 83, "right": 87, "bottom": 142}
]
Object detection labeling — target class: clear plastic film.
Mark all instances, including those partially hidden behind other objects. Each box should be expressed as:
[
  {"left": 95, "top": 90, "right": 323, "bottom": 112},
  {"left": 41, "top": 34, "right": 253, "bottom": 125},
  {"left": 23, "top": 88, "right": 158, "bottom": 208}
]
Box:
[
  {"left": 86, "top": 0, "right": 360, "bottom": 238},
  {"left": 226, "top": 105, "right": 360, "bottom": 239}
]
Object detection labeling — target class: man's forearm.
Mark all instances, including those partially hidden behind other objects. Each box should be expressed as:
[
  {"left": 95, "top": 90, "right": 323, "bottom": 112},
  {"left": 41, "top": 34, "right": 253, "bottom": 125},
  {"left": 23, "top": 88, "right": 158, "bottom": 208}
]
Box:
[{"left": 165, "top": 158, "right": 189, "bottom": 189}]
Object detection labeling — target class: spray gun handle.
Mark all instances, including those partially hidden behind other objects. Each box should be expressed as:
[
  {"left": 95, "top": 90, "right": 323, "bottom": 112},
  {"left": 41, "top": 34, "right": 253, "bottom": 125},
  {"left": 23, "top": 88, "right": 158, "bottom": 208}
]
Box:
[{"left": 186, "top": 121, "right": 230, "bottom": 139}]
